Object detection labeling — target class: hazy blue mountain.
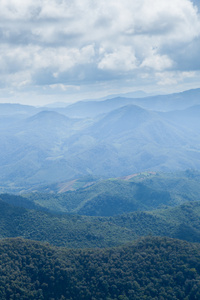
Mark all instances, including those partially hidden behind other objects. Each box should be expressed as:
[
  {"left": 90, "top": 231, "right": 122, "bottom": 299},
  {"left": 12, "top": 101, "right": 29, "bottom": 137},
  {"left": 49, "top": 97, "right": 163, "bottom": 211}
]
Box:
[
  {"left": 0, "top": 103, "right": 38, "bottom": 116},
  {"left": 63, "top": 104, "right": 200, "bottom": 178},
  {"left": 137, "top": 88, "right": 200, "bottom": 111},
  {"left": 162, "top": 105, "right": 200, "bottom": 131},
  {"left": 0, "top": 111, "right": 86, "bottom": 187},
  {"left": 54, "top": 88, "right": 200, "bottom": 118},
  {"left": 1, "top": 89, "right": 200, "bottom": 189}
]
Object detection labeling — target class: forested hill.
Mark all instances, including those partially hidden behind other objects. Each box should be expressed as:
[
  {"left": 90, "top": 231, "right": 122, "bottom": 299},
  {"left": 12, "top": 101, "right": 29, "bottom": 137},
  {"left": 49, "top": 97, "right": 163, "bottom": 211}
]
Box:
[
  {"left": 1, "top": 197, "right": 200, "bottom": 247},
  {"left": 0, "top": 236, "right": 200, "bottom": 300},
  {"left": 15, "top": 170, "right": 200, "bottom": 216}
]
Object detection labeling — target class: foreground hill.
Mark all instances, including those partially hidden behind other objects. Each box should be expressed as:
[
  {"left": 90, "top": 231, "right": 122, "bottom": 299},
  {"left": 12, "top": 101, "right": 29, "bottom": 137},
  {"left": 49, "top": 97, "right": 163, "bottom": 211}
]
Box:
[{"left": 0, "top": 237, "right": 200, "bottom": 299}]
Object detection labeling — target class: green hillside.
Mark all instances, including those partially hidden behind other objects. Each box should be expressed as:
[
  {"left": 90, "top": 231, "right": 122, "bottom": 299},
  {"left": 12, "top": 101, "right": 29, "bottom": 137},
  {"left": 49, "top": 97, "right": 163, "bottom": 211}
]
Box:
[
  {"left": 21, "top": 170, "right": 200, "bottom": 216},
  {"left": 0, "top": 200, "right": 136, "bottom": 248},
  {"left": 111, "top": 201, "right": 200, "bottom": 243},
  {"left": 0, "top": 236, "right": 200, "bottom": 299},
  {"left": 1, "top": 196, "right": 200, "bottom": 247}
]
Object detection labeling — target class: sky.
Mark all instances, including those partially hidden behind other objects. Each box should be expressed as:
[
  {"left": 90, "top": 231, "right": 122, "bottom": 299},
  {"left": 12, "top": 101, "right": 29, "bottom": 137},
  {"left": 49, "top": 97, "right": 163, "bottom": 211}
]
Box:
[{"left": 0, "top": 0, "right": 200, "bottom": 106}]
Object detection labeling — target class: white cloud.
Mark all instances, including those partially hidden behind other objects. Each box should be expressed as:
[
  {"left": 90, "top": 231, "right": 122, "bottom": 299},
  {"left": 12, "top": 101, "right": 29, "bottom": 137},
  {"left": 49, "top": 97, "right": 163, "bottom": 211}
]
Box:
[
  {"left": 156, "top": 71, "right": 196, "bottom": 86},
  {"left": 0, "top": 0, "right": 200, "bottom": 103},
  {"left": 141, "top": 49, "right": 174, "bottom": 71},
  {"left": 98, "top": 47, "right": 137, "bottom": 71}
]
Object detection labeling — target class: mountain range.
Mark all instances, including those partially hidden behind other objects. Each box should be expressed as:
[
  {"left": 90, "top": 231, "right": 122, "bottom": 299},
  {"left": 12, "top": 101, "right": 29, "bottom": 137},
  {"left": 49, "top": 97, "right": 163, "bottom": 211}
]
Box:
[{"left": 1, "top": 88, "right": 200, "bottom": 191}]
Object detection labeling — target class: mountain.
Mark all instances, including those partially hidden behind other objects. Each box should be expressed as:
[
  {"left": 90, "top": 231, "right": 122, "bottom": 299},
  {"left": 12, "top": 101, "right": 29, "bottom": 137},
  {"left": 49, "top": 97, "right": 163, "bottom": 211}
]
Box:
[
  {"left": 56, "top": 88, "right": 200, "bottom": 118},
  {"left": 1, "top": 88, "right": 200, "bottom": 190},
  {"left": 162, "top": 105, "right": 200, "bottom": 131},
  {"left": 0, "top": 103, "right": 38, "bottom": 116},
  {"left": 0, "top": 236, "right": 200, "bottom": 299},
  {"left": 62, "top": 104, "right": 200, "bottom": 178},
  {"left": 0, "top": 110, "right": 90, "bottom": 188}
]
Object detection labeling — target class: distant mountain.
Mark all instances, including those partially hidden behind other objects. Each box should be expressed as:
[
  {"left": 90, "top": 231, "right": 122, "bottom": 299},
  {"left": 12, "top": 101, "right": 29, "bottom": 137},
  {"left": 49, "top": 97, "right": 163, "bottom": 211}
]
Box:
[
  {"left": 63, "top": 104, "right": 200, "bottom": 178},
  {"left": 0, "top": 110, "right": 91, "bottom": 187},
  {"left": 0, "top": 103, "right": 38, "bottom": 116},
  {"left": 1, "top": 88, "right": 200, "bottom": 189},
  {"left": 55, "top": 88, "right": 200, "bottom": 118},
  {"left": 137, "top": 88, "right": 200, "bottom": 111},
  {"left": 162, "top": 105, "right": 200, "bottom": 131}
]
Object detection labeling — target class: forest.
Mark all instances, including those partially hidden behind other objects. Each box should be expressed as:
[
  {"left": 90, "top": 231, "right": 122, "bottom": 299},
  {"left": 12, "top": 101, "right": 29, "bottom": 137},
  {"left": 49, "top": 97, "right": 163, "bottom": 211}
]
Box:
[{"left": 0, "top": 236, "right": 200, "bottom": 300}]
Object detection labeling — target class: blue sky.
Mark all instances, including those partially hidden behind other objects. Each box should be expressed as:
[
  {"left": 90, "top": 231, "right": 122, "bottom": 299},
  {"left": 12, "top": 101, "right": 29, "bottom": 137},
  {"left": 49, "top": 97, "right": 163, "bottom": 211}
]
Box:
[{"left": 0, "top": 0, "right": 200, "bottom": 105}]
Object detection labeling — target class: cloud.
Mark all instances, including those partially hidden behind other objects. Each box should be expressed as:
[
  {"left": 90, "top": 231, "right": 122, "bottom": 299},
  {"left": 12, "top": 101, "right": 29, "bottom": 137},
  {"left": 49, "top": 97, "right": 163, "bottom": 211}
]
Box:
[
  {"left": 0, "top": 0, "right": 200, "bottom": 103},
  {"left": 155, "top": 71, "right": 196, "bottom": 86},
  {"left": 140, "top": 49, "right": 174, "bottom": 71},
  {"left": 98, "top": 47, "right": 138, "bottom": 72}
]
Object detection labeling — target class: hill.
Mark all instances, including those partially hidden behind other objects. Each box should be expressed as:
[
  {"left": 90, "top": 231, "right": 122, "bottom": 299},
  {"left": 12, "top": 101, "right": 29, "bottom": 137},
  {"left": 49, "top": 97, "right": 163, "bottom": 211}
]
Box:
[
  {"left": 22, "top": 171, "right": 200, "bottom": 215},
  {"left": 0, "top": 200, "right": 136, "bottom": 248},
  {"left": 111, "top": 201, "right": 200, "bottom": 243},
  {"left": 0, "top": 236, "right": 200, "bottom": 299},
  {"left": 1, "top": 194, "right": 200, "bottom": 247}
]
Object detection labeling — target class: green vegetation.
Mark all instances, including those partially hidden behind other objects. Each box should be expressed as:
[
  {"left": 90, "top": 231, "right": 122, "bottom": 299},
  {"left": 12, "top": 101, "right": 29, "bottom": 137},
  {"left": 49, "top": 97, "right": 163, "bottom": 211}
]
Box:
[
  {"left": 111, "top": 201, "right": 200, "bottom": 243},
  {"left": 1, "top": 195, "right": 200, "bottom": 248},
  {"left": 1, "top": 171, "right": 200, "bottom": 298},
  {"left": 0, "top": 236, "right": 200, "bottom": 299},
  {"left": 17, "top": 170, "right": 200, "bottom": 216},
  {"left": 0, "top": 200, "right": 137, "bottom": 248}
]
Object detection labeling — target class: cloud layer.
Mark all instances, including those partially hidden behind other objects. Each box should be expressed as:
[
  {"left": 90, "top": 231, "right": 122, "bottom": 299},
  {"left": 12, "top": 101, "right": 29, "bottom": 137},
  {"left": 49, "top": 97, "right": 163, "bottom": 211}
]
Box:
[{"left": 0, "top": 0, "right": 200, "bottom": 104}]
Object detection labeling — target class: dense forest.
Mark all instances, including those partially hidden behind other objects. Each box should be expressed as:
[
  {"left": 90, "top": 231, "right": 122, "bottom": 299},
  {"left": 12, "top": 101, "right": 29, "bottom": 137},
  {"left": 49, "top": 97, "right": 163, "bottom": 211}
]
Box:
[
  {"left": 1, "top": 197, "right": 200, "bottom": 248},
  {"left": 0, "top": 236, "right": 200, "bottom": 299}
]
